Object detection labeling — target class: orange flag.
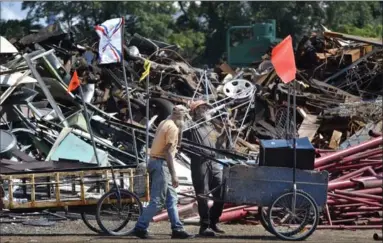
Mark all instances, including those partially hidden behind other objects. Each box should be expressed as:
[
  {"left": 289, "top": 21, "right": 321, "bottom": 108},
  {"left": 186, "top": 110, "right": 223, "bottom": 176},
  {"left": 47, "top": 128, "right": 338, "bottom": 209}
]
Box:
[
  {"left": 271, "top": 35, "right": 296, "bottom": 84},
  {"left": 67, "top": 70, "right": 80, "bottom": 92}
]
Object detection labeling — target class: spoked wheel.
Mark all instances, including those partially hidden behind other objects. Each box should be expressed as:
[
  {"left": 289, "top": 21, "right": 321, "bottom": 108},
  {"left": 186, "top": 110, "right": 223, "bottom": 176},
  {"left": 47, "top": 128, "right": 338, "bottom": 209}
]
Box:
[
  {"left": 96, "top": 189, "right": 143, "bottom": 236},
  {"left": 258, "top": 206, "right": 273, "bottom": 234},
  {"left": 81, "top": 212, "right": 103, "bottom": 234},
  {"left": 267, "top": 191, "right": 319, "bottom": 241}
]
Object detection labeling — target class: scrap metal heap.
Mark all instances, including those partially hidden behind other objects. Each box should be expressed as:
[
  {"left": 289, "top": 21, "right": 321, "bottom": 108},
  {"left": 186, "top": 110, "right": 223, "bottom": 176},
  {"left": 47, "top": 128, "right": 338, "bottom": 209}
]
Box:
[{"left": 0, "top": 23, "right": 382, "bottom": 228}]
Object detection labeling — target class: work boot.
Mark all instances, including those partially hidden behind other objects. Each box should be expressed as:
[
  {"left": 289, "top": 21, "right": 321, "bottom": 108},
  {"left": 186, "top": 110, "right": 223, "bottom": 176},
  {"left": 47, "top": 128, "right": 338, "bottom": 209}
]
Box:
[
  {"left": 132, "top": 228, "right": 153, "bottom": 239},
  {"left": 171, "top": 230, "right": 195, "bottom": 239},
  {"left": 199, "top": 225, "right": 216, "bottom": 237},
  {"left": 210, "top": 224, "right": 225, "bottom": 234}
]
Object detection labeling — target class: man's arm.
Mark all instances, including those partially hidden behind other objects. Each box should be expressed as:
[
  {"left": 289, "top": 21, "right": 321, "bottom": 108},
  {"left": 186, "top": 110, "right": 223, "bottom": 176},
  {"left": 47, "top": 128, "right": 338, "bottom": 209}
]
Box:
[{"left": 163, "top": 126, "right": 179, "bottom": 187}]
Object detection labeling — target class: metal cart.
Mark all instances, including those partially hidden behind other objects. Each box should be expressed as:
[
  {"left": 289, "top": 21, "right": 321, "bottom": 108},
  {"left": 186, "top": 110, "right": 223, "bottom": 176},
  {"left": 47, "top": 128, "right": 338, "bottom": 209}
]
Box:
[{"left": 0, "top": 166, "right": 149, "bottom": 234}]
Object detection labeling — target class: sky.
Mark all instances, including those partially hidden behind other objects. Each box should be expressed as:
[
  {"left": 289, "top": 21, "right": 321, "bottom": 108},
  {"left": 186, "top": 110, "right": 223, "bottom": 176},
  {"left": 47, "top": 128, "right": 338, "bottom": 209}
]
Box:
[{"left": 1, "top": 1, "right": 28, "bottom": 20}]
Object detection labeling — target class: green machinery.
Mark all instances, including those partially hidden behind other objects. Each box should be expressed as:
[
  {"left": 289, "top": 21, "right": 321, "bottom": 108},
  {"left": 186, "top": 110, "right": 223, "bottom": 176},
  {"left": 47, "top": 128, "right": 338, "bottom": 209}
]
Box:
[{"left": 226, "top": 20, "right": 281, "bottom": 67}]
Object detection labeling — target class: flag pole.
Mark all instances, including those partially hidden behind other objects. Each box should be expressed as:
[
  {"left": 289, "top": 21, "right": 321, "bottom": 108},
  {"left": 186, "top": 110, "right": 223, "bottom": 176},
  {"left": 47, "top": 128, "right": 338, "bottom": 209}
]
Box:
[
  {"left": 78, "top": 84, "right": 101, "bottom": 166},
  {"left": 120, "top": 17, "right": 140, "bottom": 166}
]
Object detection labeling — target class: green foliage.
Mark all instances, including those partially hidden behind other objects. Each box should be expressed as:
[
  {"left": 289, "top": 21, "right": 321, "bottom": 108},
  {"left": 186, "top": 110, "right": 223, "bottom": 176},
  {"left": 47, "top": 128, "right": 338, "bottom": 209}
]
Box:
[
  {"left": 0, "top": 1, "right": 378, "bottom": 65},
  {"left": 0, "top": 19, "right": 42, "bottom": 39}
]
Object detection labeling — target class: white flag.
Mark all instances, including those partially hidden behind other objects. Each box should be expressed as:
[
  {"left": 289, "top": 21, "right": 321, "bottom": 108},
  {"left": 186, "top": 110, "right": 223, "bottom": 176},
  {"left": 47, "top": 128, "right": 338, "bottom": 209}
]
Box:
[{"left": 95, "top": 18, "right": 124, "bottom": 64}]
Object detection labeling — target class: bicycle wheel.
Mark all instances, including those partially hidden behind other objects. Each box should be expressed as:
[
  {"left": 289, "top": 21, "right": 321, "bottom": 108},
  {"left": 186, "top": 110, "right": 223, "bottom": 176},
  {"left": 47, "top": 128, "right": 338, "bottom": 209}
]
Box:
[
  {"left": 81, "top": 212, "right": 103, "bottom": 234},
  {"left": 96, "top": 189, "right": 143, "bottom": 236},
  {"left": 267, "top": 190, "right": 319, "bottom": 241},
  {"left": 258, "top": 206, "right": 273, "bottom": 234}
]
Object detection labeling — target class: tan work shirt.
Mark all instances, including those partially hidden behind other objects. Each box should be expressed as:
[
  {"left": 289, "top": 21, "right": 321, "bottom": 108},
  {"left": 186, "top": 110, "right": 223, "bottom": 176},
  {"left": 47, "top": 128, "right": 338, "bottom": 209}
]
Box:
[{"left": 150, "top": 119, "right": 179, "bottom": 159}]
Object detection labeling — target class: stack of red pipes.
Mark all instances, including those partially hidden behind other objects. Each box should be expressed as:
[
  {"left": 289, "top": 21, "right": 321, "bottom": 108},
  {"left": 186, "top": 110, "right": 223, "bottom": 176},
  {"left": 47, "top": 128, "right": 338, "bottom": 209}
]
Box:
[{"left": 315, "top": 134, "right": 382, "bottom": 229}]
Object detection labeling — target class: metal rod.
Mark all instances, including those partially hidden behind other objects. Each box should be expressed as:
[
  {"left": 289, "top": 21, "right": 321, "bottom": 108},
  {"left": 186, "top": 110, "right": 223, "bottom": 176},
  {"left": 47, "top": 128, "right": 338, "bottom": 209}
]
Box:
[
  {"left": 121, "top": 17, "right": 140, "bottom": 165},
  {"left": 145, "top": 75, "right": 150, "bottom": 166},
  {"left": 286, "top": 84, "right": 291, "bottom": 138},
  {"left": 23, "top": 55, "right": 68, "bottom": 127},
  {"left": 78, "top": 85, "right": 101, "bottom": 166},
  {"left": 292, "top": 80, "right": 297, "bottom": 214}
]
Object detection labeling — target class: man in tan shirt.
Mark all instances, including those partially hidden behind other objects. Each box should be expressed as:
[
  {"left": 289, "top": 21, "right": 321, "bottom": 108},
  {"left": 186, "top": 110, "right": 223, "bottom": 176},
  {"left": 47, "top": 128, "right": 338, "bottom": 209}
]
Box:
[{"left": 133, "top": 105, "right": 194, "bottom": 239}]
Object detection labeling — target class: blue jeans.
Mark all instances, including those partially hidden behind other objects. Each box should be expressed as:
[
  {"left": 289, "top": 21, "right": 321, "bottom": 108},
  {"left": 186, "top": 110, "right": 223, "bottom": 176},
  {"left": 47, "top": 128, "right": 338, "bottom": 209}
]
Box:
[{"left": 135, "top": 159, "right": 184, "bottom": 232}]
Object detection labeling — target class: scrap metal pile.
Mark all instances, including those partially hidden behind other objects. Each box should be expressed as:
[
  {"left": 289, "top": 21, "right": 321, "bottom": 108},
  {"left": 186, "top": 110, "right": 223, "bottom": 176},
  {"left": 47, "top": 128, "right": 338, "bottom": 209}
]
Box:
[{"left": 0, "top": 22, "right": 382, "bottom": 227}]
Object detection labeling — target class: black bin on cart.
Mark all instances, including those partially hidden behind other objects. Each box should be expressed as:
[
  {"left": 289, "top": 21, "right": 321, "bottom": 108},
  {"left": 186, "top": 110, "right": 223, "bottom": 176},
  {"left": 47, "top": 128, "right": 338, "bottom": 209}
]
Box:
[{"left": 259, "top": 137, "right": 315, "bottom": 170}]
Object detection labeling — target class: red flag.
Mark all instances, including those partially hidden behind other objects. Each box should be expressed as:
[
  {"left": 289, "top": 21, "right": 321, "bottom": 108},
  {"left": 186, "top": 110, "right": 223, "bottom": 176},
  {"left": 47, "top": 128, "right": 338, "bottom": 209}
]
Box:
[
  {"left": 271, "top": 35, "right": 296, "bottom": 84},
  {"left": 67, "top": 70, "right": 80, "bottom": 92}
]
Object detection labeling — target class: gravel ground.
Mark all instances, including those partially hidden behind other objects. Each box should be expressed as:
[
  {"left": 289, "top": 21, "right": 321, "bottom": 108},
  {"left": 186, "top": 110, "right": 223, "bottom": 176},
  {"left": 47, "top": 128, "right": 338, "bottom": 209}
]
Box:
[{"left": 0, "top": 218, "right": 379, "bottom": 243}]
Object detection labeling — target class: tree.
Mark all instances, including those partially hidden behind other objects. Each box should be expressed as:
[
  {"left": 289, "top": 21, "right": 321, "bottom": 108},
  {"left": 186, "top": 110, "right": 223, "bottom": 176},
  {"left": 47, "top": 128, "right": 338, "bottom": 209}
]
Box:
[{"left": 0, "top": 19, "right": 42, "bottom": 39}]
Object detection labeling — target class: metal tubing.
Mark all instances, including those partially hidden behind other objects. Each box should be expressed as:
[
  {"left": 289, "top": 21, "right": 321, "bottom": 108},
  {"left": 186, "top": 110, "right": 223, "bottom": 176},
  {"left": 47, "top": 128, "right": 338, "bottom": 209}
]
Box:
[
  {"left": 79, "top": 85, "right": 101, "bottom": 166},
  {"left": 331, "top": 166, "right": 372, "bottom": 182},
  {"left": 219, "top": 207, "right": 248, "bottom": 223},
  {"left": 331, "top": 218, "right": 358, "bottom": 224},
  {"left": 356, "top": 187, "right": 382, "bottom": 194},
  {"left": 359, "top": 179, "right": 382, "bottom": 189},
  {"left": 315, "top": 136, "right": 383, "bottom": 167},
  {"left": 329, "top": 162, "right": 382, "bottom": 171},
  {"left": 153, "top": 202, "right": 198, "bottom": 222},
  {"left": 328, "top": 180, "right": 356, "bottom": 191},
  {"left": 340, "top": 148, "right": 383, "bottom": 164},
  {"left": 316, "top": 225, "right": 382, "bottom": 229},
  {"left": 332, "top": 203, "right": 364, "bottom": 208},
  {"left": 23, "top": 55, "right": 68, "bottom": 127},
  {"left": 340, "top": 211, "right": 378, "bottom": 217},
  {"left": 328, "top": 193, "right": 382, "bottom": 207},
  {"left": 334, "top": 189, "right": 382, "bottom": 201}
]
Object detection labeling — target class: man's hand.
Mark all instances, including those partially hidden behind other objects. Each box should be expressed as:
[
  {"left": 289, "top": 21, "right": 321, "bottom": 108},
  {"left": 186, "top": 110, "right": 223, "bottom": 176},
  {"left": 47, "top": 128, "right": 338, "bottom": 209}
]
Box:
[{"left": 172, "top": 176, "right": 179, "bottom": 188}]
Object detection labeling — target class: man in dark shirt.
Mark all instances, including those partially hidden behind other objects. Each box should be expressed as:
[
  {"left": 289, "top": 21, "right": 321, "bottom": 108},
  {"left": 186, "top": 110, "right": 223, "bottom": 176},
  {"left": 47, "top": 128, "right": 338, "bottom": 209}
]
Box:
[{"left": 183, "top": 100, "right": 225, "bottom": 237}]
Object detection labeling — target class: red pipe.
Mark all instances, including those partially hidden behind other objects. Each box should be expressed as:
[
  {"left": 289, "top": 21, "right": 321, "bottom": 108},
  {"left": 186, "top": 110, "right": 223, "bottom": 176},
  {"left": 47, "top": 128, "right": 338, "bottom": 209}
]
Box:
[
  {"left": 334, "top": 189, "right": 383, "bottom": 201},
  {"left": 339, "top": 148, "right": 382, "bottom": 164},
  {"left": 360, "top": 159, "right": 383, "bottom": 163},
  {"left": 316, "top": 225, "right": 383, "bottom": 229},
  {"left": 360, "top": 179, "right": 382, "bottom": 189},
  {"left": 356, "top": 187, "right": 382, "bottom": 194},
  {"left": 329, "top": 161, "right": 382, "bottom": 171},
  {"left": 219, "top": 208, "right": 248, "bottom": 223},
  {"left": 332, "top": 203, "right": 364, "bottom": 208},
  {"left": 340, "top": 211, "right": 377, "bottom": 217},
  {"left": 315, "top": 136, "right": 382, "bottom": 167},
  {"left": 357, "top": 206, "right": 382, "bottom": 211},
  {"left": 328, "top": 180, "right": 356, "bottom": 191},
  {"left": 331, "top": 166, "right": 372, "bottom": 182},
  {"left": 243, "top": 206, "right": 258, "bottom": 212},
  {"left": 324, "top": 204, "right": 332, "bottom": 225},
  {"left": 153, "top": 202, "right": 198, "bottom": 222},
  {"left": 328, "top": 193, "right": 382, "bottom": 207},
  {"left": 330, "top": 218, "right": 358, "bottom": 224},
  {"left": 368, "top": 218, "right": 383, "bottom": 223},
  {"left": 327, "top": 198, "right": 350, "bottom": 205}
]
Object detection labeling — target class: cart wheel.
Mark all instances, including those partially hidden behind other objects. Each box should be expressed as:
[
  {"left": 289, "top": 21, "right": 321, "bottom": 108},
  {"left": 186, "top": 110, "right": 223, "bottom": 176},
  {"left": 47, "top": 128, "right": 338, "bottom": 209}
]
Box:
[
  {"left": 267, "top": 191, "right": 319, "bottom": 241},
  {"left": 96, "top": 189, "right": 143, "bottom": 236},
  {"left": 81, "top": 212, "right": 103, "bottom": 234},
  {"left": 258, "top": 206, "right": 273, "bottom": 234}
]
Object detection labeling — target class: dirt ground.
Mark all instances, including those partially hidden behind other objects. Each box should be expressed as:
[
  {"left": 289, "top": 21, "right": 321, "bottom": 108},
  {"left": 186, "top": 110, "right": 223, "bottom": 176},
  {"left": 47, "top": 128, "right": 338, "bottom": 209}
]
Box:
[{"left": 0, "top": 219, "right": 380, "bottom": 243}]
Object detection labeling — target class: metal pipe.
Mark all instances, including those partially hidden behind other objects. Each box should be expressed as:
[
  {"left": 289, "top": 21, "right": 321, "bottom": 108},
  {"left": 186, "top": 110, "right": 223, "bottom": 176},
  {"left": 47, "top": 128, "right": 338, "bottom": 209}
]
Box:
[
  {"left": 340, "top": 148, "right": 382, "bottom": 164},
  {"left": 328, "top": 193, "right": 382, "bottom": 207},
  {"left": 331, "top": 218, "right": 358, "bottom": 224},
  {"left": 332, "top": 203, "right": 364, "bottom": 208},
  {"left": 315, "top": 136, "right": 383, "bottom": 167},
  {"left": 329, "top": 162, "right": 382, "bottom": 171},
  {"left": 219, "top": 207, "right": 248, "bottom": 223},
  {"left": 340, "top": 211, "right": 378, "bottom": 217},
  {"left": 328, "top": 180, "right": 356, "bottom": 191},
  {"left": 356, "top": 187, "right": 382, "bottom": 194},
  {"left": 357, "top": 179, "right": 382, "bottom": 189},
  {"left": 331, "top": 166, "right": 372, "bottom": 182},
  {"left": 243, "top": 206, "right": 258, "bottom": 212},
  {"left": 153, "top": 202, "right": 198, "bottom": 222},
  {"left": 316, "top": 225, "right": 382, "bottom": 229}
]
